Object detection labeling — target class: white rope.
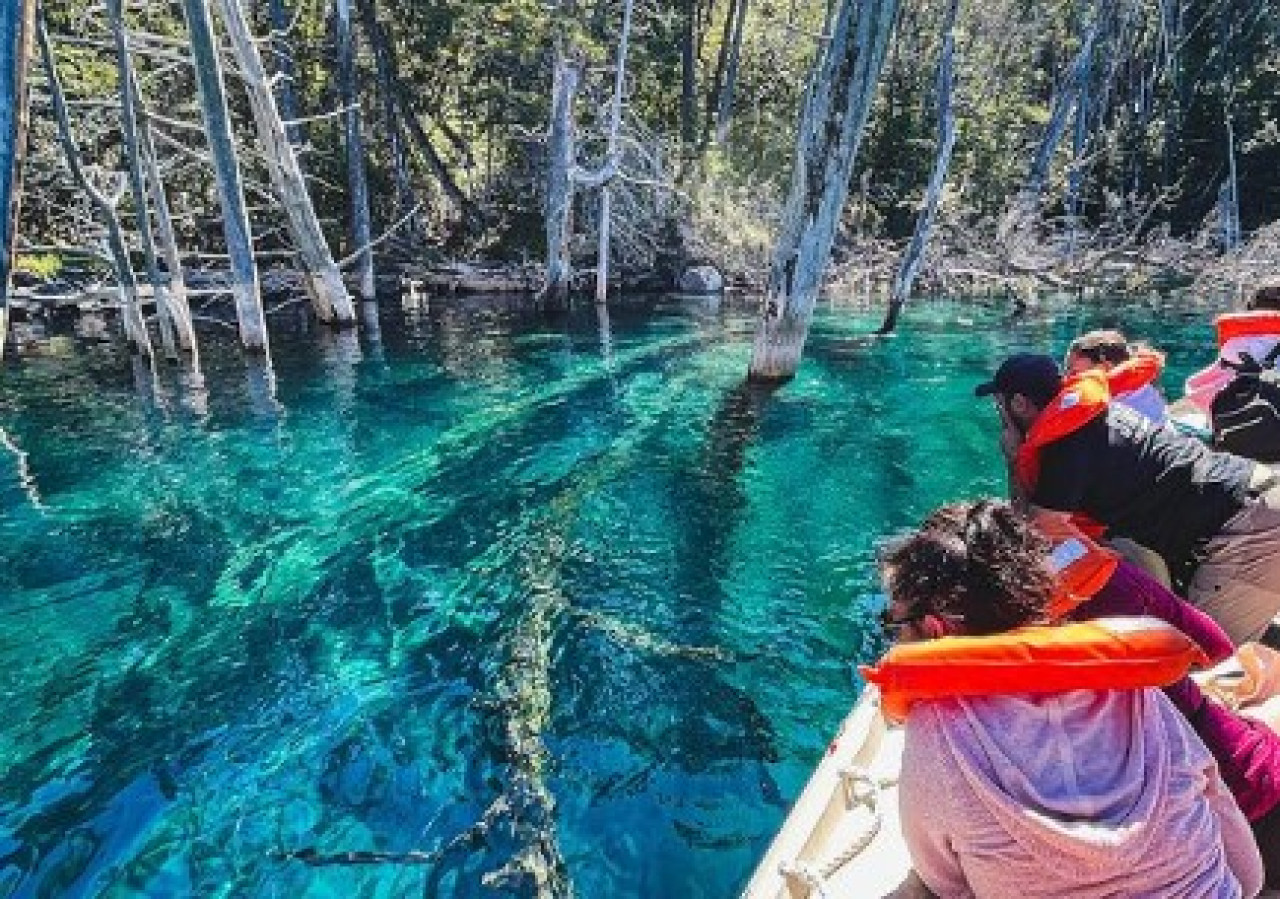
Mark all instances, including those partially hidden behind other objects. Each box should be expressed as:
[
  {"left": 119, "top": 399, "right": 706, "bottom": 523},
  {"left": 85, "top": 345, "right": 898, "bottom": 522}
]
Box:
[{"left": 779, "top": 766, "right": 890, "bottom": 897}]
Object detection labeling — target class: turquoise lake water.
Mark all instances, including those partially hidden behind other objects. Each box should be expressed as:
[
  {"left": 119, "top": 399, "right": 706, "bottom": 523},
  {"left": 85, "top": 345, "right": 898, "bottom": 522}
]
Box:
[{"left": 0, "top": 294, "right": 1219, "bottom": 897}]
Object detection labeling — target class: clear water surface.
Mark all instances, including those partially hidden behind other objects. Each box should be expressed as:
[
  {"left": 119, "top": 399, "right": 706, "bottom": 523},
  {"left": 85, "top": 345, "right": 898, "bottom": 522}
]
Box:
[{"left": 0, "top": 294, "right": 1218, "bottom": 897}]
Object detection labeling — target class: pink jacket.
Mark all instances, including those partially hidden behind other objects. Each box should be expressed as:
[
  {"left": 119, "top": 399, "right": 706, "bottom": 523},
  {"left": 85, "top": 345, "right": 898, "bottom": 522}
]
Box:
[{"left": 901, "top": 688, "right": 1263, "bottom": 898}]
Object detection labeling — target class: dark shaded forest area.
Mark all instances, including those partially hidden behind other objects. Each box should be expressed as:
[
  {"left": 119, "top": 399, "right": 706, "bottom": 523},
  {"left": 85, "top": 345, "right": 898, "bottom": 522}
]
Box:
[{"left": 1, "top": 0, "right": 1278, "bottom": 366}]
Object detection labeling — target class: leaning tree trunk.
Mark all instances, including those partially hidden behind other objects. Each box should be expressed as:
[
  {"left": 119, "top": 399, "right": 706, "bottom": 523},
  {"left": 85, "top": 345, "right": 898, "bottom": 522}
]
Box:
[
  {"left": 357, "top": 0, "right": 417, "bottom": 239},
  {"left": 747, "top": 0, "right": 899, "bottom": 381},
  {"left": 538, "top": 46, "right": 581, "bottom": 310},
  {"left": 0, "top": 0, "right": 35, "bottom": 360},
  {"left": 594, "top": 0, "right": 634, "bottom": 304},
  {"left": 212, "top": 0, "right": 357, "bottom": 326},
  {"left": 1000, "top": 1, "right": 1102, "bottom": 242},
  {"left": 37, "top": 11, "right": 153, "bottom": 358},
  {"left": 713, "top": 0, "right": 749, "bottom": 146},
  {"left": 266, "top": 0, "right": 304, "bottom": 146},
  {"left": 335, "top": 0, "right": 375, "bottom": 301},
  {"left": 108, "top": 0, "right": 179, "bottom": 358},
  {"left": 132, "top": 67, "right": 198, "bottom": 356},
  {"left": 879, "top": 0, "right": 959, "bottom": 334},
  {"left": 183, "top": 0, "right": 268, "bottom": 351}
]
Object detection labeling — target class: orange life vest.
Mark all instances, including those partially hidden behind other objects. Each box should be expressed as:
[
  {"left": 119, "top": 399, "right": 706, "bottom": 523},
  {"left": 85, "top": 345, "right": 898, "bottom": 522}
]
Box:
[
  {"left": 1035, "top": 516, "right": 1120, "bottom": 618},
  {"left": 1012, "top": 370, "right": 1110, "bottom": 492},
  {"left": 1106, "top": 348, "right": 1164, "bottom": 396},
  {"left": 1216, "top": 311, "right": 1280, "bottom": 348},
  {"left": 1013, "top": 353, "right": 1162, "bottom": 501},
  {"left": 861, "top": 617, "right": 1208, "bottom": 723}
]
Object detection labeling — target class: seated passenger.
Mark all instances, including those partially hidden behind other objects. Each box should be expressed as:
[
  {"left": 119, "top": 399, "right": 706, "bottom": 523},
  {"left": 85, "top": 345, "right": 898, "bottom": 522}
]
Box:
[
  {"left": 1032, "top": 513, "right": 1280, "bottom": 888},
  {"left": 1185, "top": 284, "right": 1280, "bottom": 415},
  {"left": 1065, "top": 329, "right": 1168, "bottom": 425},
  {"left": 977, "top": 351, "right": 1280, "bottom": 645},
  {"left": 881, "top": 500, "right": 1263, "bottom": 898}
]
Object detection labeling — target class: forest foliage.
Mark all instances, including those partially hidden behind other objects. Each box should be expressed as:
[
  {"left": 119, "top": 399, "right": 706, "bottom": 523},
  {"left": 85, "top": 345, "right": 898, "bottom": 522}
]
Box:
[{"left": 15, "top": 0, "right": 1280, "bottom": 291}]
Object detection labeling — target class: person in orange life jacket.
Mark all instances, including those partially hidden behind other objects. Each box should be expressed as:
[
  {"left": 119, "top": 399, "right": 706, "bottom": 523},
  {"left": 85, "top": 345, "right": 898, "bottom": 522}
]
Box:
[
  {"left": 883, "top": 499, "right": 1263, "bottom": 899},
  {"left": 1064, "top": 329, "right": 1169, "bottom": 425},
  {"left": 977, "top": 351, "right": 1280, "bottom": 647},
  {"left": 1035, "top": 514, "right": 1280, "bottom": 887},
  {"left": 1185, "top": 284, "right": 1280, "bottom": 415}
]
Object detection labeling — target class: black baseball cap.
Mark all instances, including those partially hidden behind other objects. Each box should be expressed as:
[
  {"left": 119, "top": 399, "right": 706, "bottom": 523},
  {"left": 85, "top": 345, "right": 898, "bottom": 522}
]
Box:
[{"left": 974, "top": 353, "right": 1063, "bottom": 408}]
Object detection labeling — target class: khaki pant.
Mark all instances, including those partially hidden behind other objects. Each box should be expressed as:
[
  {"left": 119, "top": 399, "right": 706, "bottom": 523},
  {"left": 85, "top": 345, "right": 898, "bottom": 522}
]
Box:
[{"left": 1187, "top": 466, "right": 1280, "bottom": 645}]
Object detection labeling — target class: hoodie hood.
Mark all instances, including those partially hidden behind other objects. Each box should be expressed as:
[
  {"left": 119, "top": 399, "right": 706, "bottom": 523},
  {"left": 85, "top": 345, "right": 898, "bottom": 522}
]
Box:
[{"left": 937, "top": 689, "right": 1204, "bottom": 876}]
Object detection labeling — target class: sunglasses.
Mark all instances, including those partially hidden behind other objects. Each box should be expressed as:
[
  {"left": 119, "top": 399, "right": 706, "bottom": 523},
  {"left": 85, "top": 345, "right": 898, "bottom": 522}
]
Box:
[{"left": 879, "top": 607, "right": 929, "bottom": 641}]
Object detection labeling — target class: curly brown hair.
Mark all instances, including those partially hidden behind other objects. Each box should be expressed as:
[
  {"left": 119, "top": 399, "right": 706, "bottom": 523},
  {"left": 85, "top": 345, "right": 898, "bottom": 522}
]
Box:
[{"left": 881, "top": 499, "right": 1056, "bottom": 635}]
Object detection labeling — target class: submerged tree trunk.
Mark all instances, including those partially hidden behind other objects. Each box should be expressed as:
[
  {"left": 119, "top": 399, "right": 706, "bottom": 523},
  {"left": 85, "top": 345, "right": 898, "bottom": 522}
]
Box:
[
  {"left": 539, "top": 47, "right": 580, "bottom": 309},
  {"left": 747, "top": 0, "right": 899, "bottom": 381},
  {"left": 0, "top": 0, "right": 35, "bottom": 359},
  {"left": 595, "top": 0, "right": 634, "bottom": 304},
  {"left": 335, "top": 0, "right": 375, "bottom": 301},
  {"left": 183, "top": 0, "right": 268, "bottom": 352},
  {"left": 37, "top": 11, "right": 153, "bottom": 357},
  {"left": 213, "top": 0, "right": 357, "bottom": 326},
  {"left": 108, "top": 0, "right": 178, "bottom": 358}
]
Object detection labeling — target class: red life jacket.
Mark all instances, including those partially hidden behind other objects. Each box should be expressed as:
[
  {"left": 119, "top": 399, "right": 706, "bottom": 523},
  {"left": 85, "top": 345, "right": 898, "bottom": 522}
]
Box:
[{"left": 1216, "top": 311, "right": 1280, "bottom": 348}]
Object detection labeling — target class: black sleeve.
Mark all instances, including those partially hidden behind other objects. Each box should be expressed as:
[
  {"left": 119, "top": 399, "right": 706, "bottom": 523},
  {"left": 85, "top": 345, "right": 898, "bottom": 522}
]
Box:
[{"left": 1030, "top": 429, "right": 1092, "bottom": 511}]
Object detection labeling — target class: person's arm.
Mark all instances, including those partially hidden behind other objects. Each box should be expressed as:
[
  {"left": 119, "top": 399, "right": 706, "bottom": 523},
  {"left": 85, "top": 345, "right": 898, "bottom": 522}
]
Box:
[{"left": 1093, "top": 561, "right": 1235, "bottom": 664}]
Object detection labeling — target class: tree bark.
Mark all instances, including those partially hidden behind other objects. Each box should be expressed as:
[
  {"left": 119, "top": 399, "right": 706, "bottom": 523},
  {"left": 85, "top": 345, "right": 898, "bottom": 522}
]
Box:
[
  {"left": 539, "top": 47, "right": 580, "bottom": 309},
  {"left": 1002, "top": 2, "right": 1102, "bottom": 239},
  {"left": 879, "top": 0, "right": 959, "bottom": 334},
  {"left": 747, "top": 0, "right": 899, "bottom": 381},
  {"left": 37, "top": 10, "right": 154, "bottom": 357},
  {"left": 0, "top": 0, "right": 35, "bottom": 360},
  {"left": 335, "top": 0, "right": 375, "bottom": 300},
  {"left": 595, "top": 0, "right": 634, "bottom": 304},
  {"left": 183, "top": 0, "right": 268, "bottom": 352},
  {"left": 713, "top": 0, "right": 748, "bottom": 145},
  {"left": 132, "top": 67, "right": 199, "bottom": 356},
  {"left": 266, "top": 0, "right": 304, "bottom": 146},
  {"left": 108, "top": 0, "right": 179, "bottom": 358},
  {"left": 212, "top": 0, "right": 357, "bottom": 326},
  {"left": 357, "top": 0, "right": 418, "bottom": 239},
  {"left": 680, "top": 0, "right": 698, "bottom": 150}
]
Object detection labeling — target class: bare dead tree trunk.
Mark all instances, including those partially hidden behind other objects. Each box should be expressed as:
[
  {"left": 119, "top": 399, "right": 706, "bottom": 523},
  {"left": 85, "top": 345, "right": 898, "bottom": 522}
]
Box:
[
  {"left": 107, "top": 0, "right": 179, "bottom": 358},
  {"left": 37, "top": 10, "right": 154, "bottom": 357},
  {"left": 1222, "top": 108, "right": 1241, "bottom": 249},
  {"left": 133, "top": 79, "right": 199, "bottom": 359},
  {"left": 266, "top": 0, "right": 304, "bottom": 146},
  {"left": 1000, "top": 1, "right": 1102, "bottom": 241},
  {"left": 213, "top": 0, "right": 357, "bottom": 326},
  {"left": 398, "top": 97, "right": 481, "bottom": 226},
  {"left": 879, "top": 0, "right": 959, "bottom": 335},
  {"left": 747, "top": 0, "right": 899, "bottom": 381},
  {"left": 335, "top": 0, "right": 375, "bottom": 300},
  {"left": 713, "top": 0, "right": 748, "bottom": 145},
  {"left": 0, "top": 0, "right": 35, "bottom": 359},
  {"left": 357, "top": 0, "right": 418, "bottom": 239},
  {"left": 595, "top": 0, "right": 634, "bottom": 304},
  {"left": 680, "top": 0, "right": 697, "bottom": 151},
  {"left": 183, "top": 0, "right": 269, "bottom": 352},
  {"left": 702, "top": 0, "right": 739, "bottom": 149},
  {"left": 539, "top": 46, "right": 580, "bottom": 309}
]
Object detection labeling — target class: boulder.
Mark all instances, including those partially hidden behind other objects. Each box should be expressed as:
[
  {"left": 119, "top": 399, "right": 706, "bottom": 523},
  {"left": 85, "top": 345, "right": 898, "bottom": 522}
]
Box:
[{"left": 677, "top": 265, "right": 724, "bottom": 294}]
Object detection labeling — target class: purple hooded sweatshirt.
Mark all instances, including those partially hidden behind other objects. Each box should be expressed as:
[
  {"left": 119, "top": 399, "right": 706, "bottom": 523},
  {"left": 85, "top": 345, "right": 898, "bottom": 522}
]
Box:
[{"left": 901, "top": 686, "right": 1263, "bottom": 898}]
